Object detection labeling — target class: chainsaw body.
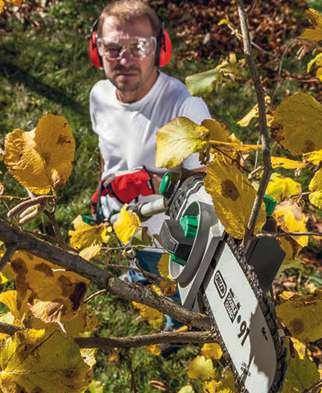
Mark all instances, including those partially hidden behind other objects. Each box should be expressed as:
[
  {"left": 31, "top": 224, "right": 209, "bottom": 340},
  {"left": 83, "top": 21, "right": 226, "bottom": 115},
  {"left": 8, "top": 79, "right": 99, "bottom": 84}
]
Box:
[{"left": 158, "top": 174, "right": 286, "bottom": 393}]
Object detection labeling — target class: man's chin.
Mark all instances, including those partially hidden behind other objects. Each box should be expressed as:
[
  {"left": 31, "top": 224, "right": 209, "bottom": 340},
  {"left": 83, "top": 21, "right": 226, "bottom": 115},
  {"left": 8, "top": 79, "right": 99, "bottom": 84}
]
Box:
[{"left": 114, "top": 80, "right": 141, "bottom": 93}]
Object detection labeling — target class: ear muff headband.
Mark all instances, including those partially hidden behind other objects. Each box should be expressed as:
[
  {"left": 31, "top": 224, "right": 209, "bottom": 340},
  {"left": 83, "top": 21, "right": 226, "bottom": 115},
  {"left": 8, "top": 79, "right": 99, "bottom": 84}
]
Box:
[{"left": 88, "top": 20, "right": 172, "bottom": 69}]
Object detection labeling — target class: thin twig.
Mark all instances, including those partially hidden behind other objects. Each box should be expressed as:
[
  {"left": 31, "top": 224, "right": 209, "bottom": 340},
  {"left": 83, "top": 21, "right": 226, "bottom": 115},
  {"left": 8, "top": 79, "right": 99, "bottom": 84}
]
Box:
[
  {"left": 304, "top": 380, "right": 322, "bottom": 393},
  {"left": 271, "top": 39, "right": 297, "bottom": 100},
  {"left": 0, "top": 322, "right": 21, "bottom": 335},
  {"left": 43, "top": 210, "right": 64, "bottom": 246},
  {"left": 0, "top": 195, "right": 27, "bottom": 201},
  {"left": 237, "top": 0, "right": 272, "bottom": 249},
  {"left": 257, "top": 231, "right": 322, "bottom": 238},
  {"left": 84, "top": 289, "right": 108, "bottom": 303}
]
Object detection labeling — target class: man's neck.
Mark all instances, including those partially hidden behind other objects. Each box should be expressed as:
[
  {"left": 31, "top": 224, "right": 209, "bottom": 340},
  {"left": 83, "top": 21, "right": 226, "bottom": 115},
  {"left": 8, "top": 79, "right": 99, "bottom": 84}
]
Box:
[{"left": 115, "top": 70, "right": 159, "bottom": 103}]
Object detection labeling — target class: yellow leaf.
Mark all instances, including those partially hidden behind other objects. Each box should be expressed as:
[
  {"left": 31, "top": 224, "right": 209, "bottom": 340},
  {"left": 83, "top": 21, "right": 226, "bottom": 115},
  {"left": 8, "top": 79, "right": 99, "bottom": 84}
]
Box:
[
  {"left": 0, "top": 273, "right": 8, "bottom": 285},
  {"left": 266, "top": 173, "right": 302, "bottom": 202},
  {"left": 303, "top": 149, "right": 322, "bottom": 165},
  {"left": 299, "top": 8, "right": 322, "bottom": 43},
  {"left": 307, "top": 53, "right": 322, "bottom": 81},
  {"left": 178, "top": 385, "right": 195, "bottom": 393},
  {"left": 4, "top": 114, "right": 75, "bottom": 194},
  {"left": 158, "top": 253, "right": 170, "bottom": 279},
  {"left": 276, "top": 291, "right": 322, "bottom": 343},
  {"left": 107, "top": 349, "right": 120, "bottom": 364},
  {"left": 271, "top": 156, "right": 306, "bottom": 170},
  {"left": 132, "top": 301, "right": 163, "bottom": 329},
  {"left": 69, "top": 215, "right": 109, "bottom": 250},
  {"left": 0, "top": 313, "right": 14, "bottom": 340},
  {"left": 201, "top": 118, "right": 230, "bottom": 142},
  {"left": 80, "top": 348, "right": 97, "bottom": 369},
  {"left": 308, "top": 190, "right": 322, "bottom": 209},
  {"left": 0, "top": 0, "right": 5, "bottom": 13},
  {"left": 201, "top": 342, "right": 223, "bottom": 360},
  {"left": 237, "top": 96, "right": 271, "bottom": 127},
  {"left": 290, "top": 337, "right": 307, "bottom": 360},
  {"left": 28, "top": 299, "right": 64, "bottom": 328},
  {"left": 281, "top": 350, "right": 320, "bottom": 393},
  {"left": 205, "top": 155, "right": 266, "bottom": 239},
  {"left": 203, "top": 368, "right": 237, "bottom": 393},
  {"left": 145, "top": 344, "right": 161, "bottom": 356},
  {"left": 185, "top": 68, "right": 219, "bottom": 96},
  {"left": 159, "top": 278, "right": 177, "bottom": 296},
  {"left": 278, "top": 237, "right": 300, "bottom": 261},
  {"left": 156, "top": 117, "right": 208, "bottom": 168},
  {"left": 0, "top": 329, "right": 91, "bottom": 393},
  {"left": 113, "top": 206, "right": 141, "bottom": 244},
  {"left": 309, "top": 167, "right": 322, "bottom": 192},
  {"left": 218, "top": 18, "right": 229, "bottom": 26},
  {"left": 308, "top": 168, "right": 322, "bottom": 208},
  {"left": 278, "top": 291, "right": 296, "bottom": 302},
  {"left": 0, "top": 290, "right": 27, "bottom": 324},
  {"left": 185, "top": 54, "right": 244, "bottom": 96},
  {"left": 187, "top": 355, "right": 215, "bottom": 380},
  {"left": 273, "top": 200, "right": 308, "bottom": 247},
  {"left": 87, "top": 380, "right": 104, "bottom": 393},
  {"left": 79, "top": 243, "right": 101, "bottom": 261},
  {"left": 4, "top": 128, "right": 51, "bottom": 194},
  {"left": 10, "top": 251, "right": 88, "bottom": 319},
  {"left": 271, "top": 93, "right": 322, "bottom": 155}
]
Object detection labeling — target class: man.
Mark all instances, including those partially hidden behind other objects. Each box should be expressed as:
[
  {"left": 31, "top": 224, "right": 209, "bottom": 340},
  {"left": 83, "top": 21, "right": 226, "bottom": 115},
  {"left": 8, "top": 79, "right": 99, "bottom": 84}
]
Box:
[{"left": 89, "top": 0, "right": 210, "bottom": 331}]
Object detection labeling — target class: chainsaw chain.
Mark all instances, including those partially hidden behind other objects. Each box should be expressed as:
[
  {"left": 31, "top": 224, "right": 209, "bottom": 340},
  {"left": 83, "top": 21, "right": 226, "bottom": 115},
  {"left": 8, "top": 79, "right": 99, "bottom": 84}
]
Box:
[{"left": 202, "top": 236, "right": 287, "bottom": 393}]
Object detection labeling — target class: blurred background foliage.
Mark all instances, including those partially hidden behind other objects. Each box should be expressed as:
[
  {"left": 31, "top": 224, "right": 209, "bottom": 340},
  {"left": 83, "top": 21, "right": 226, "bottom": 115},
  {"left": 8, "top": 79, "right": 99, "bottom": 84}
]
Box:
[{"left": 0, "top": 1, "right": 321, "bottom": 392}]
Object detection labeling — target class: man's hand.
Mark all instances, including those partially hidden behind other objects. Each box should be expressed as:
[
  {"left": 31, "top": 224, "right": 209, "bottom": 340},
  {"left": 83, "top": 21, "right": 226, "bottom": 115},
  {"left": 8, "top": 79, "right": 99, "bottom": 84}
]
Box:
[{"left": 151, "top": 173, "right": 162, "bottom": 194}]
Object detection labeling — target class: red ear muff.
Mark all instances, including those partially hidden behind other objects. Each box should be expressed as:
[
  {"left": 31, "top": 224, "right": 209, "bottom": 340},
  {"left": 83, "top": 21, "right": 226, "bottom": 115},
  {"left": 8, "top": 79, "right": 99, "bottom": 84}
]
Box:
[
  {"left": 159, "top": 30, "right": 172, "bottom": 68},
  {"left": 88, "top": 30, "right": 103, "bottom": 69}
]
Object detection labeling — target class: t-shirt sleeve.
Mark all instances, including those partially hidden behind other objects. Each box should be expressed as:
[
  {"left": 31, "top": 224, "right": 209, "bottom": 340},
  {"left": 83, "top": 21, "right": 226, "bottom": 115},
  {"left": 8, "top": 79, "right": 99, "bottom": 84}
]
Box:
[
  {"left": 179, "top": 96, "right": 211, "bottom": 169},
  {"left": 89, "top": 87, "right": 98, "bottom": 135}
]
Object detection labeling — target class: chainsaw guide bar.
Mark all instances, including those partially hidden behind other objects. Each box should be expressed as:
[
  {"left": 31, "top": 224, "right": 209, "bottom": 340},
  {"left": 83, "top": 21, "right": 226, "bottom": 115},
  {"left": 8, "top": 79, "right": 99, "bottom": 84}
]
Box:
[{"left": 159, "top": 174, "right": 287, "bottom": 393}]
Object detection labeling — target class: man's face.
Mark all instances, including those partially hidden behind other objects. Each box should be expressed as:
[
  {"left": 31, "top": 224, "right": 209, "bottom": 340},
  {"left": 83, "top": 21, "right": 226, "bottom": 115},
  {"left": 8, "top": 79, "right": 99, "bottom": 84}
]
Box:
[{"left": 99, "top": 15, "right": 158, "bottom": 102}]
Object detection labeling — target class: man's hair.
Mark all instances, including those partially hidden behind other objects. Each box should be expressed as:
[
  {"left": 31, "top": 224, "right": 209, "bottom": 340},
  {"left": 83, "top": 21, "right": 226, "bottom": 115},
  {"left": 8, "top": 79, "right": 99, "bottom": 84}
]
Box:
[{"left": 97, "top": 0, "right": 162, "bottom": 38}]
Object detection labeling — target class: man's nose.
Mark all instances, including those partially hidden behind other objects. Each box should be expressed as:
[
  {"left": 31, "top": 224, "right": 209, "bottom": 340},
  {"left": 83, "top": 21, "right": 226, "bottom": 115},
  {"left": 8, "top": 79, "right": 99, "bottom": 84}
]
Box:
[{"left": 118, "top": 48, "right": 135, "bottom": 65}]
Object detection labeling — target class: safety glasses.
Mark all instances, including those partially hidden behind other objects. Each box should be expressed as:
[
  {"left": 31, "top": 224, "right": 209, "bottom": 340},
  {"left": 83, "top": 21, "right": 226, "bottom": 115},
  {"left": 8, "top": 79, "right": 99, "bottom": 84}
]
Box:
[{"left": 97, "top": 36, "right": 157, "bottom": 60}]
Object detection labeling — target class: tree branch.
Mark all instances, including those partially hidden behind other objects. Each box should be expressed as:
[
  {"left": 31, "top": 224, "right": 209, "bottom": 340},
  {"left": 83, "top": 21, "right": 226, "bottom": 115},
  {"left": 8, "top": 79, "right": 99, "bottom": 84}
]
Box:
[
  {"left": 75, "top": 330, "right": 217, "bottom": 350},
  {"left": 0, "top": 321, "right": 217, "bottom": 350},
  {"left": 0, "top": 322, "right": 20, "bottom": 335},
  {"left": 0, "top": 219, "right": 212, "bottom": 330},
  {"left": 237, "top": 0, "right": 272, "bottom": 248}
]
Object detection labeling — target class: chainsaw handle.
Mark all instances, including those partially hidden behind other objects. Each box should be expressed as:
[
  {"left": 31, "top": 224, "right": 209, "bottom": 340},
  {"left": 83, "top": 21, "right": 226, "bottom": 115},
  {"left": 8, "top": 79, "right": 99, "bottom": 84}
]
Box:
[{"left": 136, "top": 197, "right": 167, "bottom": 219}]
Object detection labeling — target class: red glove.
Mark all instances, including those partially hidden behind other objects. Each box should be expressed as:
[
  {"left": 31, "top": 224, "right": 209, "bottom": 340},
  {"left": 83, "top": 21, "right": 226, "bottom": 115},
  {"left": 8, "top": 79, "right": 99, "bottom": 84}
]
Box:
[{"left": 90, "top": 168, "right": 154, "bottom": 217}]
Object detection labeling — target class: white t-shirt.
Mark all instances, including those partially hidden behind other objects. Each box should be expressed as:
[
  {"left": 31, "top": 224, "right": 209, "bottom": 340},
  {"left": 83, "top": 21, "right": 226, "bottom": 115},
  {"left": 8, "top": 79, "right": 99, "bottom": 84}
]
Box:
[{"left": 89, "top": 71, "right": 211, "bottom": 233}]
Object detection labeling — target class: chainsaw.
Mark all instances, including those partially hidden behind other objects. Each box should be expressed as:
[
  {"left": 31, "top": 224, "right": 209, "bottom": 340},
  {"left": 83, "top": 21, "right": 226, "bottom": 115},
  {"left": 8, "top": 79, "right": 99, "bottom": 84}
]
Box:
[{"left": 134, "top": 171, "right": 287, "bottom": 393}]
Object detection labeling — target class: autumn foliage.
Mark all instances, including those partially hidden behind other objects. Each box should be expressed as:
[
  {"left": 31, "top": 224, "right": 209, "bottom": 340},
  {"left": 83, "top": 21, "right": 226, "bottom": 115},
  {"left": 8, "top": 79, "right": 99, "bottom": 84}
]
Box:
[{"left": 0, "top": 3, "right": 321, "bottom": 393}]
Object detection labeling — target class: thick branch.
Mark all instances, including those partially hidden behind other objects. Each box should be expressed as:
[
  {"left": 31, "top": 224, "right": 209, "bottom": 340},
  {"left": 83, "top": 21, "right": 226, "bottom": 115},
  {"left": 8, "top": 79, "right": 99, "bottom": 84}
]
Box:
[
  {"left": 75, "top": 330, "right": 217, "bottom": 350},
  {"left": 107, "top": 277, "right": 211, "bottom": 330},
  {"left": 0, "top": 219, "right": 211, "bottom": 330},
  {"left": 237, "top": 0, "right": 272, "bottom": 248}
]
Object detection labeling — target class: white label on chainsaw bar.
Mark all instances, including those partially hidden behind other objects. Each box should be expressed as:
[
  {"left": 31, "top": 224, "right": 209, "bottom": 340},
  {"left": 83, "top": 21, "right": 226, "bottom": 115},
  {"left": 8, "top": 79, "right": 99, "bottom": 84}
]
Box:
[{"left": 204, "top": 244, "right": 277, "bottom": 393}]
